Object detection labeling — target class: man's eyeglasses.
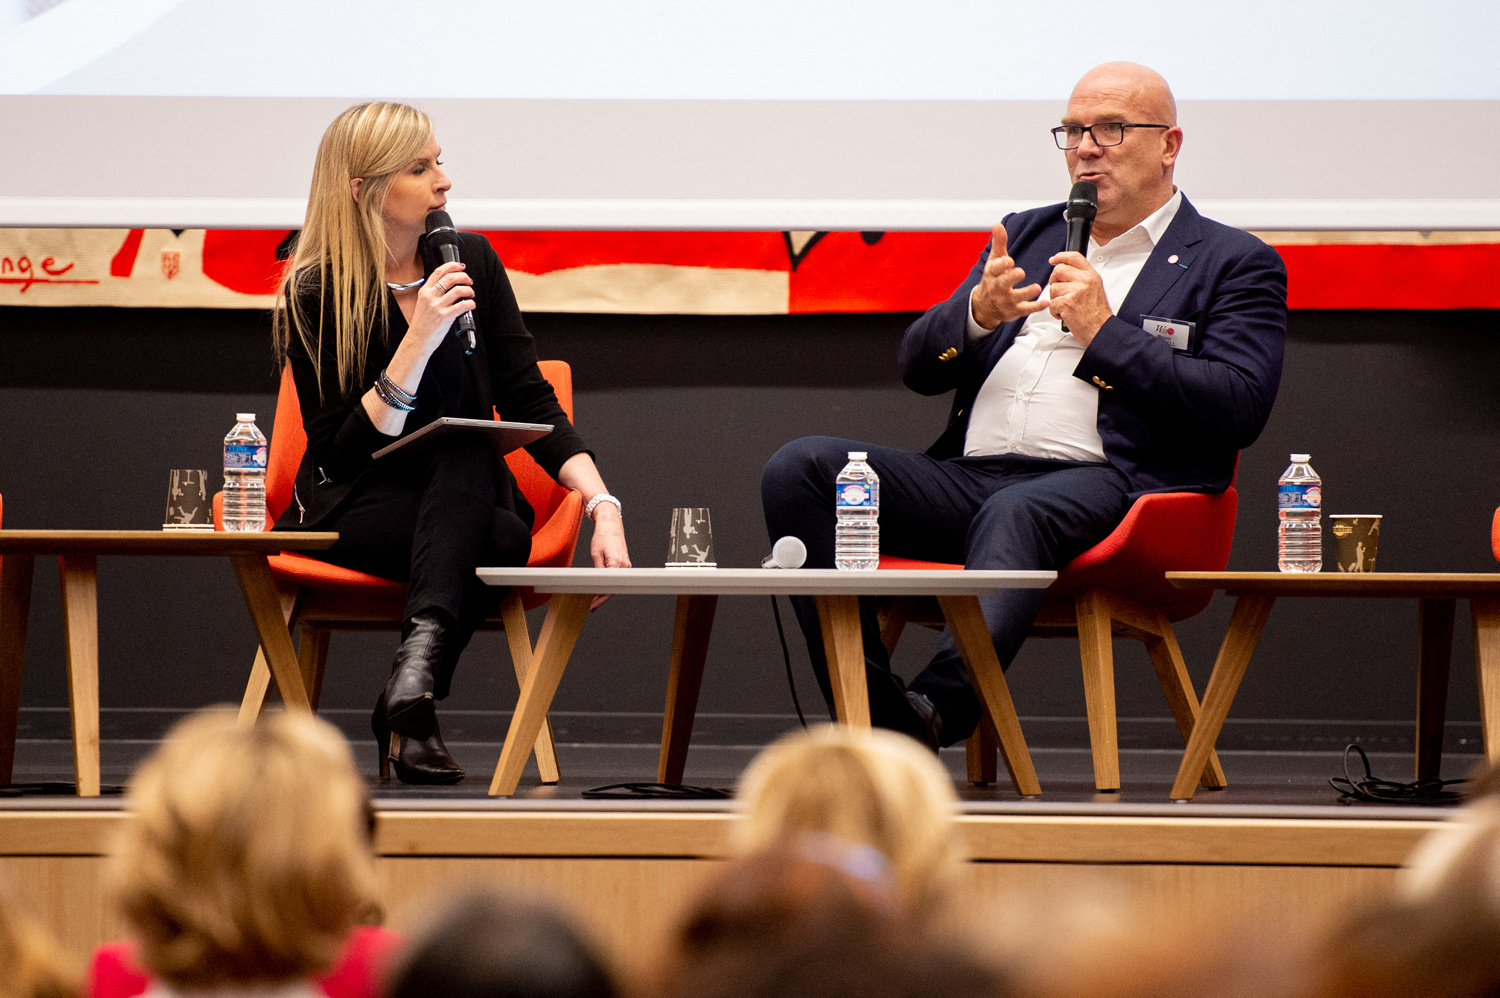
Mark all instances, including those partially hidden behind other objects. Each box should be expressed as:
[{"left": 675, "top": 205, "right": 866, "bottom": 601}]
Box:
[{"left": 1052, "top": 122, "right": 1170, "bottom": 150}]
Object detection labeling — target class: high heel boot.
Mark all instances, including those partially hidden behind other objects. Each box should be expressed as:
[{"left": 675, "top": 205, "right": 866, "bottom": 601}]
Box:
[
  {"left": 383, "top": 613, "right": 450, "bottom": 739},
  {"left": 371, "top": 692, "right": 465, "bottom": 785}
]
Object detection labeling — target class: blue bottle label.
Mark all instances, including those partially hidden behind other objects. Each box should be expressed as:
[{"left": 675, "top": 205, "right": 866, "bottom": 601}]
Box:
[
  {"left": 225, "top": 443, "right": 267, "bottom": 470},
  {"left": 1278, "top": 483, "right": 1321, "bottom": 509},
  {"left": 836, "top": 482, "right": 876, "bottom": 509}
]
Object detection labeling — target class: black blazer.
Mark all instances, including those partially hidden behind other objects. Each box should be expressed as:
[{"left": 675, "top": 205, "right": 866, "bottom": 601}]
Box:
[
  {"left": 274, "top": 232, "right": 588, "bottom": 531},
  {"left": 898, "top": 196, "right": 1287, "bottom": 497}
]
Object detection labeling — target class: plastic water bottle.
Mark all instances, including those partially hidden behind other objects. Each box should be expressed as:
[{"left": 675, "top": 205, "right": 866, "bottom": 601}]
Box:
[
  {"left": 835, "top": 451, "right": 880, "bottom": 570},
  {"left": 1277, "top": 453, "right": 1322, "bottom": 572},
  {"left": 223, "top": 413, "right": 268, "bottom": 532}
]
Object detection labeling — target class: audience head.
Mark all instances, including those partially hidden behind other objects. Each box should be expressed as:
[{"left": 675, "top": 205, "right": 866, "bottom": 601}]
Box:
[
  {"left": 0, "top": 885, "right": 78, "bottom": 998},
  {"left": 1303, "top": 767, "right": 1500, "bottom": 998},
  {"left": 385, "top": 890, "right": 617, "bottom": 998},
  {"left": 656, "top": 849, "right": 1009, "bottom": 998},
  {"left": 110, "top": 708, "right": 378, "bottom": 989},
  {"left": 735, "top": 725, "right": 962, "bottom": 914}
]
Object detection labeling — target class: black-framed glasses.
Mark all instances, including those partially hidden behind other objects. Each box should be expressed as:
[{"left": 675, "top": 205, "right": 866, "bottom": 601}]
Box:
[{"left": 1051, "top": 122, "right": 1170, "bottom": 150}]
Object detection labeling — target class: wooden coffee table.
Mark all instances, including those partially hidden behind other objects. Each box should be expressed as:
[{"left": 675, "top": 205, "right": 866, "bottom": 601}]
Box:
[
  {"left": 0, "top": 530, "right": 338, "bottom": 795},
  {"left": 476, "top": 567, "right": 1056, "bottom": 797},
  {"left": 1164, "top": 572, "right": 1500, "bottom": 801}
]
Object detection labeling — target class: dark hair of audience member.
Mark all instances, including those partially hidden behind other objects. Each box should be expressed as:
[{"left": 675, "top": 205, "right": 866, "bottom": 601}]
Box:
[
  {"left": 653, "top": 848, "right": 1011, "bottom": 998},
  {"left": 0, "top": 886, "right": 79, "bottom": 998},
  {"left": 384, "top": 891, "right": 618, "bottom": 998}
]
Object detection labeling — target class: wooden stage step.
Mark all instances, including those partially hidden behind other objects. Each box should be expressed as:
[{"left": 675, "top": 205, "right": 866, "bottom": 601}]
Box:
[{"left": 0, "top": 804, "right": 1448, "bottom": 975}]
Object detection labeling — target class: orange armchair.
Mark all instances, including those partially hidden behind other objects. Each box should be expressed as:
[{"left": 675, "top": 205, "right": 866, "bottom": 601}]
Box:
[
  {"left": 1492, "top": 506, "right": 1499, "bottom": 564},
  {"left": 880, "top": 481, "right": 1237, "bottom": 793},
  {"left": 216, "top": 362, "right": 583, "bottom": 782}
]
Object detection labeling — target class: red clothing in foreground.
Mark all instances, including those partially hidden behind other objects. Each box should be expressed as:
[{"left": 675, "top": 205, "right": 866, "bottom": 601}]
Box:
[{"left": 85, "top": 926, "right": 403, "bottom": 998}]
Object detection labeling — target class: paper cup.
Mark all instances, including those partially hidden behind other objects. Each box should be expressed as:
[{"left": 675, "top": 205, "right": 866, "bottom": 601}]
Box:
[
  {"left": 1332, "top": 515, "right": 1381, "bottom": 573},
  {"left": 163, "top": 469, "right": 213, "bottom": 530},
  {"left": 666, "top": 507, "right": 716, "bottom": 568}
]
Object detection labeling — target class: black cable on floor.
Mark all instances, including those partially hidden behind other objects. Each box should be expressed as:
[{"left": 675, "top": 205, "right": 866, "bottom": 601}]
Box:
[
  {"left": 1330, "top": 743, "right": 1468, "bottom": 805},
  {"left": 771, "top": 595, "right": 808, "bottom": 729},
  {"left": 581, "top": 783, "right": 730, "bottom": 799}
]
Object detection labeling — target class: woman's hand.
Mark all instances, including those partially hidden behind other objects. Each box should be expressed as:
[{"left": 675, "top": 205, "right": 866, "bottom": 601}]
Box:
[
  {"left": 403, "top": 260, "right": 474, "bottom": 355},
  {"left": 589, "top": 504, "right": 631, "bottom": 569},
  {"left": 364, "top": 260, "right": 476, "bottom": 434},
  {"left": 556, "top": 453, "right": 631, "bottom": 608}
]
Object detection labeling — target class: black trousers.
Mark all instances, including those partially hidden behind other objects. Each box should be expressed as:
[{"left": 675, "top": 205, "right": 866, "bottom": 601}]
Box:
[
  {"left": 312, "top": 434, "right": 533, "bottom": 646},
  {"left": 762, "top": 435, "right": 1132, "bottom": 745}
]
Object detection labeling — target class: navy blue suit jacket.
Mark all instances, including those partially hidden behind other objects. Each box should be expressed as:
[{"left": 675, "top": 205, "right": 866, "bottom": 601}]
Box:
[{"left": 898, "top": 195, "right": 1287, "bottom": 497}]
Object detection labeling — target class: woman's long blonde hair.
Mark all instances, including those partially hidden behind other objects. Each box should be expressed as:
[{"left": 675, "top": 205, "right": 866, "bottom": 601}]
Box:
[{"left": 274, "top": 101, "right": 433, "bottom": 398}]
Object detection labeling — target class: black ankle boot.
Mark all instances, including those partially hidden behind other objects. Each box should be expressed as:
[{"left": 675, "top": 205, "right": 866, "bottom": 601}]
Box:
[
  {"left": 383, "top": 613, "right": 449, "bottom": 739},
  {"left": 371, "top": 693, "right": 465, "bottom": 785}
]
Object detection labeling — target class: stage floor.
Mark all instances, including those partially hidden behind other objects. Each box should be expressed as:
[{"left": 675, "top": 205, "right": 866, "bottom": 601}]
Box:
[{"left": 4, "top": 730, "right": 1480, "bottom": 815}]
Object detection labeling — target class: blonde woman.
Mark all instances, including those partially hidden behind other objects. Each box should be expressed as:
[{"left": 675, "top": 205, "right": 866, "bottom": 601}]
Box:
[
  {"left": 86, "top": 708, "right": 397, "bottom": 998},
  {"left": 274, "top": 102, "right": 630, "bottom": 783},
  {"left": 734, "top": 725, "right": 964, "bottom": 915}
]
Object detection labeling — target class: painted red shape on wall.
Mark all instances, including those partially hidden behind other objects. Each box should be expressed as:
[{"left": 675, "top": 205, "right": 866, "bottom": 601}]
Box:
[
  {"left": 1279, "top": 243, "right": 1500, "bottom": 310},
  {"left": 477, "top": 230, "right": 789, "bottom": 274},
  {"left": 109, "top": 229, "right": 146, "bottom": 277},
  {"left": 201, "top": 229, "right": 294, "bottom": 295},
  {"left": 788, "top": 231, "right": 991, "bottom": 313}
]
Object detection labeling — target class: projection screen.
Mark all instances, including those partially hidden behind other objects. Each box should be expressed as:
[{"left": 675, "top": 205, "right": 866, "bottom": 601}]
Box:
[{"left": 1, "top": 0, "right": 1497, "bottom": 230}]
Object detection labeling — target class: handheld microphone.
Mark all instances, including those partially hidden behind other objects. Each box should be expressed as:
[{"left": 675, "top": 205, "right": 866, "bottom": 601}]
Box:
[
  {"left": 761, "top": 536, "right": 807, "bottom": 569},
  {"left": 423, "top": 210, "right": 476, "bottom": 355},
  {"left": 1058, "top": 180, "right": 1097, "bottom": 333}
]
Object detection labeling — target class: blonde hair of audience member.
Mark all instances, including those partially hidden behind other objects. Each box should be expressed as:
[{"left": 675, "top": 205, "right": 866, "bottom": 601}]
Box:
[
  {"left": 734, "top": 725, "right": 962, "bottom": 912},
  {"left": 109, "top": 708, "right": 378, "bottom": 990},
  {"left": 274, "top": 100, "right": 433, "bottom": 398},
  {"left": 0, "top": 887, "right": 78, "bottom": 998}
]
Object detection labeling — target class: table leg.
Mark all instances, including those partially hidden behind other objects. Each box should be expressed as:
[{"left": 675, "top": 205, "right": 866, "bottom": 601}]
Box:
[
  {"left": 658, "top": 594, "right": 718, "bottom": 784},
  {"left": 500, "top": 591, "right": 560, "bottom": 785},
  {"left": 490, "top": 592, "right": 593, "bottom": 796},
  {"left": 937, "top": 594, "right": 1041, "bottom": 797},
  {"left": 1170, "top": 595, "right": 1275, "bottom": 801},
  {"left": 58, "top": 556, "right": 100, "bottom": 798},
  {"left": 0, "top": 554, "right": 36, "bottom": 786},
  {"left": 1472, "top": 597, "right": 1500, "bottom": 767},
  {"left": 238, "top": 587, "right": 300, "bottom": 725},
  {"left": 228, "top": 554, "right": 309, "bottom": 713},
  {"left": 815, "top": 594, "right": 869, "bottom": 727},
  {"left": 1416, "top": 598, "right": 1456, "bottom": 781}
]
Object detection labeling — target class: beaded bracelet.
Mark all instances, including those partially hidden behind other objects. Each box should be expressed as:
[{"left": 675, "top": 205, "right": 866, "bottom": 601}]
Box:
[
  {"left": 373, "top": 376, "right": 416, "bottom": 412},
  {"left": 378, "top": 369, "right": 417, "bottom": 406},
  {"left": 584, "top": 493, "right": 623, "bottom": 520}
]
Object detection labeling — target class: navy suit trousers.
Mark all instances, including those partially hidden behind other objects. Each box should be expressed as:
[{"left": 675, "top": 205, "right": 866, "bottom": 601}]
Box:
[{"left": 762, "top": 436, "right": 1131, "bottom": 745}]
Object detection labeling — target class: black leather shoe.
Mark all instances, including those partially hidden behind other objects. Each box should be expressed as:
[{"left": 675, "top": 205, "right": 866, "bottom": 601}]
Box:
[
  {"left": 371, "top": 693, "right": 465, "bottom": 785},
  {"left": 904, "top": 691, "right": 944, "bottom": 753},
  {"left": 383, "top": 613, "right": 448, "bottom": 739}
]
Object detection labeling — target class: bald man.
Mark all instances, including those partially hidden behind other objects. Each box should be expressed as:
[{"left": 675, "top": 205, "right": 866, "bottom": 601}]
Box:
[{"left": 762, "top": 63, "right": 1287, "bottom": 750}]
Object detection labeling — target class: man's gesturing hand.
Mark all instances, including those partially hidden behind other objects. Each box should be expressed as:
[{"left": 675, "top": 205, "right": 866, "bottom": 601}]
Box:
[
  {"left": 1047, "top": 251, "right": 1113, "bottom": 346},
  {"left": 970, "top": 222, "right": 1048, "bottom": 331}
]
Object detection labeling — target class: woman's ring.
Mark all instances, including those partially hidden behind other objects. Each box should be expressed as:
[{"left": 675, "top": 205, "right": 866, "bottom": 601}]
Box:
[{"left": 436, "top": 281, "right": 449, "bottom": 294}]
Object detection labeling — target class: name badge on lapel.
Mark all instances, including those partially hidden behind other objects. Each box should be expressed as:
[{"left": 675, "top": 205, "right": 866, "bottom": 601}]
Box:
[{"left": 1141, "top": 315, "right": 1193, "bottom": 351}]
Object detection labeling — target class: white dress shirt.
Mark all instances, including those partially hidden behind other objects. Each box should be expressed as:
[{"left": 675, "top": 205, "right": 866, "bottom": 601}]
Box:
[{"left": 962, "top": 190, "right": 1183, "bottom": 461}]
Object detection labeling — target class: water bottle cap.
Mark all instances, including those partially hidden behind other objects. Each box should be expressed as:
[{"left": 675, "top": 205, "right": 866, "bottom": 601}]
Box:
[
  {"left": 1290, "top": 453, "right": 1310, "bottom": 463},
  {"left": 848, "top": 451, "right": 867, "bottom": 461},
  {"left": 237, "top": 413, "right": 256, "bottom": 422}
]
